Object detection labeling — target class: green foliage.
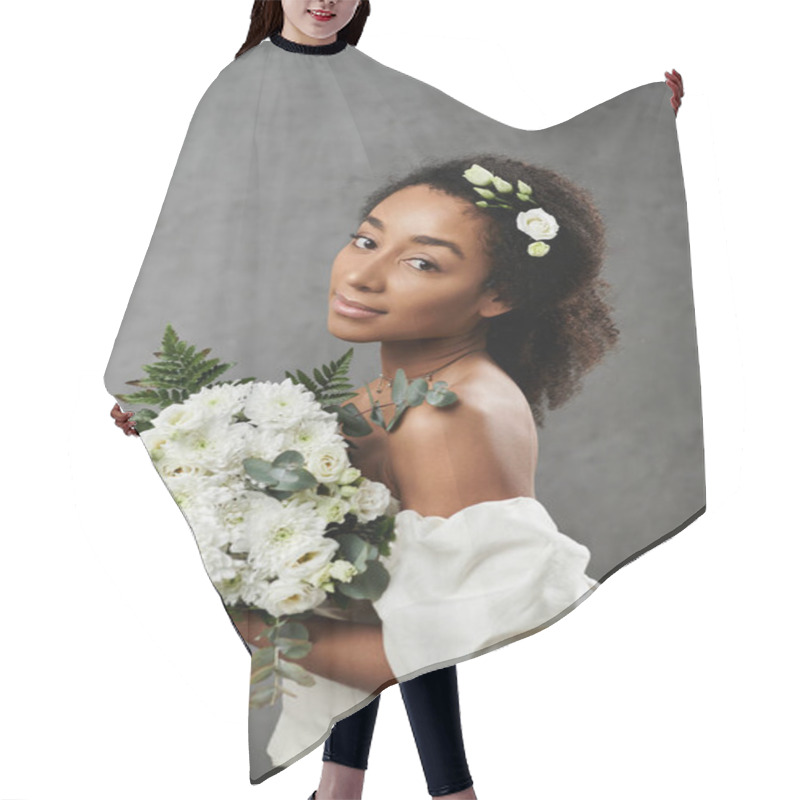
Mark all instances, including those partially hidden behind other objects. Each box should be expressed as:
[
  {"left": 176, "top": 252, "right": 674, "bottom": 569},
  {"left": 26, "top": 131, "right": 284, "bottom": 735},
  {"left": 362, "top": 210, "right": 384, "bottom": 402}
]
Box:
[
  {"left": 243, "top": 450, "right": 319, "bottom": 500},
  {"left": 383, "top": 369, "right": 458, "bottom": 431},
  {"left": 284, "top": 347, "right": 359, "bottom": 407},
  {"left": 112, "top": 323, "right": 257, "bottom": 432}
]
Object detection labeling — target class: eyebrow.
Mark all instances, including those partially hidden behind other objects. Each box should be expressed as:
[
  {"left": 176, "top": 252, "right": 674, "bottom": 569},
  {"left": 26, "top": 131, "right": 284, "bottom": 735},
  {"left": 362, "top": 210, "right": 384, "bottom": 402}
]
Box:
[{"left": 364, "top": 215, "right": 466, "bottom": 260}]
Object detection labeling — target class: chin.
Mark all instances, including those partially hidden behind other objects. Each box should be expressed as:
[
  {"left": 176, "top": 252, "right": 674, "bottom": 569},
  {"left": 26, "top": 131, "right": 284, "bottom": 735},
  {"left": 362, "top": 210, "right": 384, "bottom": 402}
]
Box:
[{"left": 328, "top": 315, "right": 378, "bottom": 343}]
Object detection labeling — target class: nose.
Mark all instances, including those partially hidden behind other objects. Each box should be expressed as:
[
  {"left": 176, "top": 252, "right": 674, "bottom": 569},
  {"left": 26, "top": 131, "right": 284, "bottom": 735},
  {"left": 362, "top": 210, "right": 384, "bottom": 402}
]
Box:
[{"left": 342, "top": 248, "right": 388, "bottom": 291}]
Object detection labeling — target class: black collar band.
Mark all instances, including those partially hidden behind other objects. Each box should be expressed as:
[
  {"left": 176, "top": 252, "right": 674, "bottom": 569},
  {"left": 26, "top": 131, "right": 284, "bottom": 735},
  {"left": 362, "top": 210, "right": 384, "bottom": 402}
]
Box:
[{"left": 269, "top": 31, "right": 348, "bottom": 55}]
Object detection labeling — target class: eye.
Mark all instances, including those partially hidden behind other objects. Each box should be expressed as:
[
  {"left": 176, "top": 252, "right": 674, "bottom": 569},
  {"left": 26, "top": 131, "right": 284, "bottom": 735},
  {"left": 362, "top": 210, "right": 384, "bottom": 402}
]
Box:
[
  {"left": 348, "top": 232, "right": 440, "bottom": 272},
  {"left": 406, "top": 257, "right": 439, "bottom": 273},
  {"left": 348, "top": 232, "right": 375, "bottom": 250}
]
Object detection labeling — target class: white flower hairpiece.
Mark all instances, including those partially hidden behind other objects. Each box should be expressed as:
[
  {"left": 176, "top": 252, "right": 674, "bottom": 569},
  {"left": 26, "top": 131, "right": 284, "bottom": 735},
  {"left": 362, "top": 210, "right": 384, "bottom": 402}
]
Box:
[{"left": 463, "top": 163, "right": 559, "bottom": 258}]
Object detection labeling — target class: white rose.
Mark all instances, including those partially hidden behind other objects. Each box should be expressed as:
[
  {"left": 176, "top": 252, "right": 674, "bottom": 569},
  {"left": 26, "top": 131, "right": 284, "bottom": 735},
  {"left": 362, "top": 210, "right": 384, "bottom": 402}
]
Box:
[
  {"left": 262, "top": 578, "right": 327, "bottom": 617},
  {"left": 517, "top": 207, "right": 559, "bottom": 241},
  {"left": 350, "top": 479, "right": 392, "bottom": 523},
  {"left": 306, "top": 442, "right": 350, "bottom": 484},
  {"left": 278, "top": 536, "right": 339, "bottom": 581}
]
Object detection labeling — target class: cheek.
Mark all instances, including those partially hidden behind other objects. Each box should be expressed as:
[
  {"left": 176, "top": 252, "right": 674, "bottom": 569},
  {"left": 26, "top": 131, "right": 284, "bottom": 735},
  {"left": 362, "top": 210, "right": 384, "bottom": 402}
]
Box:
[{"left": 395, "top": 282, "right": 480, "bottom": 332}]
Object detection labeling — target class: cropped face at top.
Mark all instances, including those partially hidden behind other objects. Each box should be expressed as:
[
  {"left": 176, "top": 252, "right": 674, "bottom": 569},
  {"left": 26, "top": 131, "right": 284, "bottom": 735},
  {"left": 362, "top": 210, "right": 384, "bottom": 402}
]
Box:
[
  {"left": 328, "top": 184, "right": 514, "bottom": 344},
  {"left": 281, "top": 0, "right": 361, "bottom": 40}
]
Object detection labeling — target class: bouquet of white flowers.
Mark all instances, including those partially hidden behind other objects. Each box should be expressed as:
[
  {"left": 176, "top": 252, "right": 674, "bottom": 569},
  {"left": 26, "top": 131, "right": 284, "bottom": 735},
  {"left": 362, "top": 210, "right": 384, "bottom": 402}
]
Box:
[{"left": 115, "top": 325, "right": 400, "bottom": 707}]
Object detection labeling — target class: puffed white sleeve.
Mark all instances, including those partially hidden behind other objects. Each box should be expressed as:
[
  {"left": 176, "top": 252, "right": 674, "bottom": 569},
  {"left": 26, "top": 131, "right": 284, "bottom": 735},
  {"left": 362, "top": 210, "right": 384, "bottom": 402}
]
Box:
[{"left": 371, "top": 496, "right": 598, "bottom": 681}]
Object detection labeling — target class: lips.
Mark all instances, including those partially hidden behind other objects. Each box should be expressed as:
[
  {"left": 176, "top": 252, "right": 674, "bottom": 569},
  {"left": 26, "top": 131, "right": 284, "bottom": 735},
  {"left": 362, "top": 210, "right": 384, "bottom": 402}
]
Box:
[
  {"left": 333, "top": 292, "right": 386, "bottom": 315},
  {"left": 308, "top": 9, "right": 335, "bottom": 20}
]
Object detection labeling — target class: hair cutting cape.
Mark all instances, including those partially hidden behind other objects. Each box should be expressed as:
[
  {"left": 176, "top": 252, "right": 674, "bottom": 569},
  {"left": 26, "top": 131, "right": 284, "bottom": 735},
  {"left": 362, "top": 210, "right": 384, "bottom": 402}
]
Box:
[{"left": 104, "top": 32, "right": 704, "bottom": 784}]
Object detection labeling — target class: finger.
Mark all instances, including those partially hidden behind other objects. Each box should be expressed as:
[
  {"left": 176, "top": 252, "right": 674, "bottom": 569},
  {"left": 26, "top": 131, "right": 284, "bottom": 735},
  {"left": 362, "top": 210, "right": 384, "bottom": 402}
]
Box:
[{"left": 665, "top": 69, "right": 684, "bottom": 96}]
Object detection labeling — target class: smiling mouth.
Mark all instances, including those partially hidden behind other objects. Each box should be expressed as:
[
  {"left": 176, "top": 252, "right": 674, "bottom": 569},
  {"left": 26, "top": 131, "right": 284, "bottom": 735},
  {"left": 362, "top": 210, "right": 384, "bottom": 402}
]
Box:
[
  {"left": 308, "top": 9, "right": 336, "bottom": 20},
  {"left": 332, "top": 291, "right": 387, "bottom": 318}
]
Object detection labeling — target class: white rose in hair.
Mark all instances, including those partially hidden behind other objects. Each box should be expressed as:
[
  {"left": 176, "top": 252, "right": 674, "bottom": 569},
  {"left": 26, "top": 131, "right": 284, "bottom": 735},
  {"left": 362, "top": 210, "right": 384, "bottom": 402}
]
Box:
[{"left": 517, "top": 207, "right": 559, "bottom": 240}]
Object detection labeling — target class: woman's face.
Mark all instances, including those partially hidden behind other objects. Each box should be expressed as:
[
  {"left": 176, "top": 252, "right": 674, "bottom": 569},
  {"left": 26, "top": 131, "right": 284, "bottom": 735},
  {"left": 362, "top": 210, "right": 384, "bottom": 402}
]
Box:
[
  {"left": 281, "top": 0, "right": 361, "bottom": 41},
  {"left": 328, "top": 184, "right": 513, "bottom": 344}
]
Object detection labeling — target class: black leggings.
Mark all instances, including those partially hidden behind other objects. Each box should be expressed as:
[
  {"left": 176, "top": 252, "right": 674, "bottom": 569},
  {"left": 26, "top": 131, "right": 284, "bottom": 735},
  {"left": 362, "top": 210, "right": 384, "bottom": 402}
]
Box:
[{"left": 322, "top": 664, "right": 474, "bottom": 797}]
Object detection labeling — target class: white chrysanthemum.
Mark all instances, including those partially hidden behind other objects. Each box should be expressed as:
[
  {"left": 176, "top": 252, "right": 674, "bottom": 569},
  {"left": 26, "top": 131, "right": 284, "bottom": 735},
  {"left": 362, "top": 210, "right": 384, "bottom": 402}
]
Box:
[
  {"left": 243, "top": 378, "right": 321, "bottom": 428},
  {"left": 277, "top": 536, "right": 339, "bottom": 581},
  {"left": 243, "top": 498, "right": 328, "bottom": 577},
  {"left": 184, "top": 491, "right": 253, "bottom": 548},
  {"left": 242, "top": 424, "right": 293, "bottom": 464},
  {"left": 214, "top": 569, "right": 244, "bottom": 606},
  {"left": 198, "top": 546, "right": 241, "bottom": 586},
  {"left": 284, "top": 414, "right": 342, "bottom": 458},
  {"left": 155, "top": 417, "right": 252, "bottom": 475},
  {"left": 221, "top": 491, "right": 285, "bottom": 557},
  {"left": 261, "top": 577, "right": 328, "bottom": 618},
  {"left": 306, "top": 441, "right": 350, "bottom": 484},
  {"left": 517, "top": 207, "right": 559, "bottom": 241},
  {"left": 182, "top": 382, "right": 252, "bottom": 419},
  {"left": 166, "top": 473, "right": 236, "bottom": 512},
  {"left": 350, "top": 479, "right": 393, "bottom": 523}
]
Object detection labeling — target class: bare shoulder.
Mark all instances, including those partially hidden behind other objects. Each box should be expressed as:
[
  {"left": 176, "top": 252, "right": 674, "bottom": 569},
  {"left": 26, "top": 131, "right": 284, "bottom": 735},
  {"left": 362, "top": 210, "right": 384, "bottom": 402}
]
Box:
[{"left": 386, "top": 370, "right": 538, "bottom": 515}]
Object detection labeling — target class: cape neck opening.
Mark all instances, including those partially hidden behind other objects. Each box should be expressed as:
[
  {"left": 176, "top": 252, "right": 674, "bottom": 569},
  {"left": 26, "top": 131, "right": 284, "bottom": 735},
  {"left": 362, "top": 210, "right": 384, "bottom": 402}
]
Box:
[{"left": 269, "top": 31, "right": 348, "bottom": 55}]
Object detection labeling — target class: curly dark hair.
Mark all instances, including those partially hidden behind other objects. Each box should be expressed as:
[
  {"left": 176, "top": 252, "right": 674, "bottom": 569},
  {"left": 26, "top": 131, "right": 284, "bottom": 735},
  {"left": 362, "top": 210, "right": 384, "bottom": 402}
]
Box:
[
  {"left": 236, "top": 1, "right": 371, "bottom": 59},
  {"left": 357, "top": 154, "right": 620, "bottom": 427}
]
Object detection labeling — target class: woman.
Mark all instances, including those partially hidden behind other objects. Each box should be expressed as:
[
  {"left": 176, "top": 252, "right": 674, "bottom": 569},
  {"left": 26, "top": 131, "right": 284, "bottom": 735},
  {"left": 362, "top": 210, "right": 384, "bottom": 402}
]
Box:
[{"left": 233, "top": 150, "right": 617, "bottom": 800}]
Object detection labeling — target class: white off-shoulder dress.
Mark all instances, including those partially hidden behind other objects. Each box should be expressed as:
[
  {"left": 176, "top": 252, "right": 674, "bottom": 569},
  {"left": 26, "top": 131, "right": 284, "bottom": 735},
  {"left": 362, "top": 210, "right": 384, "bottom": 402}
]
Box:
[{"left": 265, "top": 495, "right": 598, "bottom": 770}]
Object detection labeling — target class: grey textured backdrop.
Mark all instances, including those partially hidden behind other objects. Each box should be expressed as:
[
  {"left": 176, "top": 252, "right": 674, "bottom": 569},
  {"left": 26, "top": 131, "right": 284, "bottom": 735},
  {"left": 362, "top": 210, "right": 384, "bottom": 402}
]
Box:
[
  {"left": 105, "top": 39, "right": 704, "bottom": 583},
  {"left": 104, "top": 37, "right": 704, "bottom": 781}
]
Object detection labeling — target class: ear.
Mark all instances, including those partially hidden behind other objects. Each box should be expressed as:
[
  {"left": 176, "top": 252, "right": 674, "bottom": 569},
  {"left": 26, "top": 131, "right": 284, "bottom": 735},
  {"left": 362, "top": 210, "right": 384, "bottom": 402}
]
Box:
[{"left": 478, "top": 290, "right": 514, "bottom": 319}]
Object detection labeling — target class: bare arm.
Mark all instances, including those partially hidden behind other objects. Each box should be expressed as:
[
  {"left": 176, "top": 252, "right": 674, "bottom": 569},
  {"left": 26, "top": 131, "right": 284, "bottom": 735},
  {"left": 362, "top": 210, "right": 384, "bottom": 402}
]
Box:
[{"left": 235, "top": 610, "right": 397, "bottom": 694}]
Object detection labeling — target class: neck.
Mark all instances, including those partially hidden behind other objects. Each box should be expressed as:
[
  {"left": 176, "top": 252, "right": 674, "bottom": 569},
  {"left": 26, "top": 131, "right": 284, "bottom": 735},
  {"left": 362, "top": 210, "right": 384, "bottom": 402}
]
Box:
[{"left": 379, "top": 329, "right": 489, "bottom": 384}]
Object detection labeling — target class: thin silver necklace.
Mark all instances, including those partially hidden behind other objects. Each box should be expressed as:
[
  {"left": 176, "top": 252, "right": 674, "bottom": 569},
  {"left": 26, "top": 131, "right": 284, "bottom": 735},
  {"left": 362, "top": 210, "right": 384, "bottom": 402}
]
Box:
[{"left": 374, "top": 348, "right": 484, "bottom": 396}]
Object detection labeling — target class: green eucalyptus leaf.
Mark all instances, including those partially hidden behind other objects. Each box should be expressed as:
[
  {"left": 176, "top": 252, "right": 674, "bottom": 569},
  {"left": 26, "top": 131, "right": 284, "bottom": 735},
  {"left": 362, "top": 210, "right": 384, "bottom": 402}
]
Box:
[
  {"left": 275, "top": 660, "right": 317, "bottom": 687},
  {"left": 370, "top": 402, "right": 386, "bottom": 428},
  {"left": 406, "top": 378, "right": 429, "bottom": 406},
  {"left": 250, "top": 664, "right": 275, "bottom": 684},
  {"left": 272, "top": 450, "right": 306, "bottom": 469},
  {"left": 391, "top": 368, "right": 408, "bottom": 405},
  {"left": 276, "top": 639, "right": 313, "bottom": 659},
  {"left": 276, "top": 621, "right": 310, "bottom": 641},
  {"left": 335, "top": 533, "right": 370, "bottom": 572},
  {"left": 243, "top": 457, "right": 277, "bottom": 484},
  {"left": 251, "top": 646, "right": 276, "bottom": 669},
  {"left": 426, "top": 387, "right": 458, "bottom": 407},
  {"left": 338, "top": 560, "right": 391, "bottom": 600},
  {"left": 270, "top": 465, "right": 318, "bottom": 492},
  {"left": 337, "top": 403, "right": 373, "bottom": 437},
  {"left": 250, "top": 685, "right": 279, "bottom": 707}
]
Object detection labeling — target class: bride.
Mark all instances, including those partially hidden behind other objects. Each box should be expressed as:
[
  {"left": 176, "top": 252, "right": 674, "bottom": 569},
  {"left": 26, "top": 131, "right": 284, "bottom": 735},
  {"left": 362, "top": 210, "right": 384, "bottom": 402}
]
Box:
[{"left": 235, "top": 153, "right": 619, "bottom": 774}]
